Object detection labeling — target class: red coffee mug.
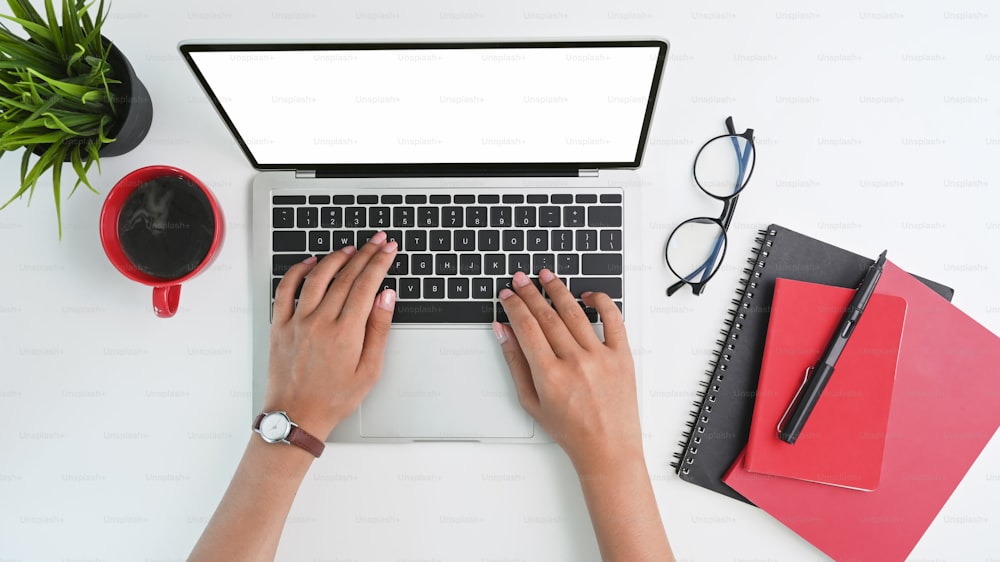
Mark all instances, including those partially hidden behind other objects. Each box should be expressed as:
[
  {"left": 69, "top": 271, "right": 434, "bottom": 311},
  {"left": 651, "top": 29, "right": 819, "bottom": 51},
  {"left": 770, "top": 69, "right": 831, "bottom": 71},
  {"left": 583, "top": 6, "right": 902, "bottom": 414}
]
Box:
[{"left": 100, "top": 165, "right": 225, "bottom": 318}]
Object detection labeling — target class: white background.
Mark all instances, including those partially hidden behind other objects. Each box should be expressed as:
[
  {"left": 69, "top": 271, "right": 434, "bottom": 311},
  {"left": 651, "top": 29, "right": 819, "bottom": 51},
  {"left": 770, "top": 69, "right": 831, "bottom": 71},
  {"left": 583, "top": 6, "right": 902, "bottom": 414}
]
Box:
[{"left": 1, "top": 1, "right": 998, "bottom": 561}]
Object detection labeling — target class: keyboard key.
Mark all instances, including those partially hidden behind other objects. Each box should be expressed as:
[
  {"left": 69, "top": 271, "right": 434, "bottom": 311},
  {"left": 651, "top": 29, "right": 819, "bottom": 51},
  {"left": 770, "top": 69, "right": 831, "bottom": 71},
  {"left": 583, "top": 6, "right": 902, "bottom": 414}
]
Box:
[
  {"left": 496, "top": 277, "right": 514, "bottom": 293},
  {"left": 551, "top": 194, "right": 573, "bottom": 204},
  {"left": 271, "top": 277, "right": 303, "bottom": 299},
  {"left": 429, "top": 194, "right": 450, "bottom": 204},
  {"left": 423, "top": 278, "right": 445, "bottom": 299},
  {"left": 405, "top": 230, "right": 427, "bottom": 251},
  {"left": 273, "top": 254, "right": 310, "bottom": 276},
  {"left": 309, "top": 195, "right": 330, "bottom": 204},
  {"left": 527, "top": 194, "right": 547, "bottom": 203},
  {"left": 398, "top": 278, "right": 421, "bottom": 299},
  {"left": 333, "top": 194, "right": 354, "bottom": 204},
  {"left": 309, "top": 231, "right": 331, "bottom": 252},
  {"left": 297, "top": 207, "right": 318, "bottom": 228},
  {"left": 273, "top": 207, "right": 294, "bottom": 228},
  {"left": 357, "top": 230, "right": 377, "bottom": 245},
  {"left": 466, "top": 207, "right": 488, "bottom": 227},
  {"left": 411, "top": 254, "right": 433, "bottom": 275},
  {"left": 393, "top": 207, "right": 414, "bottom": 227},
  {"left": 502, "top": 194, "right": 524, "bottom": 203},
  {"left": 472, "top": 278, "right": 493, "bottom": 299},
  {"left": 393, "top": 301, "right": 494, "bottom": 323},
  {"left": 435, "top": 254, "right": 458, "bottom": 275},
  {"left": 508, "top": 254, "right": 531, "bottom": 275},
  {"left": 575, "top": 194, "right": 597, "bottom": 203},
  {"left": 384, "top": 230, "right": 403, "bottom": 246},
  {"left": 583, "top": 254, "right": 622, "bottom": 275},
  {"left": 578, "top": 301, "right": 599, "bottom": 323},
  {"left": 514, "top": 206, "right": 536, "bottom": 227},
  {"left": 478, "top": 230, "right": 500, "bottom": 251},
  {"left": 274, "top": 195, "right": 306, "bottom": 204},
  {"left": 442, "top": 206, "right": 463, "bottom": 227},
  {"left": 526, "top": 230, "right": 548, "bottom": 251},
  {"left": 569, "top": 277, "right": 623, "bottom": 299},
  {"left": 454, "top": 195, "right": 475, "bottom": 204},
  {"left": 448, "top": 278, "right": 470, "bottom": 299},
  {"left": 332, "top": 231, "right": 355, "bottom": 250},
  {"left": 576, "top": 230, "right": 597, "bottom": 251},
  {"left": 539, "top": 206, "right": 560, "bottom": 227},
  {"left": 496, "top": 302, "right": 509, "bottom": 323},
  {"left": 380, "top": 278, "right": 397, "bottom": 293},
  {"left": 389, "top": 254, "right": 408, "bottom": 276},
  {"left": 600, "top": 229, "right": 622, "bottom": 251},
  {"left": 557, "top": 254, "right": 579, "bottom": 275},
  {"left": 406, "top": 195, "right": 427, "bottom": 204},
  {"left": 502, "top": 230, "right": 524, "bottom": 251},
  {"left": 454, "top": 230, "right": 476, "bottom": 251},
  {"left": 381, "top": 194, "right": 402, "bottom": 204},
  {"left": 369, "top": 207, "right": 391, "bottom": 228},
  {"left": 600, "top": 193, "right": 622, "bottom": 203},
  {"left": 484, "top": 254, "right": 506, "bottom": 275},
  {"left": 552, "top": 230, "right": 573, "bottom": 251},
  {"left": 563, "top": 206, "right": 585, "bottom": 227},
  {"left": 478, "top": 194, "right": 500, "bottom": 204},
  {"left": 490, "top": 206, "right": 512, "bottom": 227},
  {"left": 429, "top": 230, "right": 451, "bottom": 251},
  {"left": 588, "top": 206, "right": 623, "bottom": 227},
  {"left": 320, "top": 207, "right": 342, "bottom": 228},
  {"left": 460, "top": 254, "right": 482, "bottom": 275},
  {"left": 345, "top": 207, "right": 365, "bottom": 227},
  {"left": 418, "top": 207, "right": 439, "bottom": 227},
  {"left": 274, "top": 231, "right": 306, "bottom": 252},
  {"left": 532, "top": 254, "right": 555, "bottom": 275},
  {"left": 357, "top": 194, "right": 378, "bottom": 204}
]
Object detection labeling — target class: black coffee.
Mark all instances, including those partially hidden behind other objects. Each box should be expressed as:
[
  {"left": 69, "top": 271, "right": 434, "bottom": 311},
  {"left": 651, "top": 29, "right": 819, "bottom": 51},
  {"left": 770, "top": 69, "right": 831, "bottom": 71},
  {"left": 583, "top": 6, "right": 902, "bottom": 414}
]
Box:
[{"left": 118, "top": 175, "right": 216, "bottom": 280}]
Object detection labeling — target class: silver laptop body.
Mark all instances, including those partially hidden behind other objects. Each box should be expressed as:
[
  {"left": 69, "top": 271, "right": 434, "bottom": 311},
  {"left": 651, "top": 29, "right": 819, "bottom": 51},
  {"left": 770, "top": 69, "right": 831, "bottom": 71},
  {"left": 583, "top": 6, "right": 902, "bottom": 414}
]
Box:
[{"left": 180, "top": 40, "right": 668, "bottom": 442}]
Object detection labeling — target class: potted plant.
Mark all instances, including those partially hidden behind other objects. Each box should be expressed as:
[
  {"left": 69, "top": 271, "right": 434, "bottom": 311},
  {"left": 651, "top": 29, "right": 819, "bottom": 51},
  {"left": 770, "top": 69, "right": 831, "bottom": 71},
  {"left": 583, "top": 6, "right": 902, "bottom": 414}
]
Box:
[{"left": 0, "top": 0, "right": 153, "bottom": 237}]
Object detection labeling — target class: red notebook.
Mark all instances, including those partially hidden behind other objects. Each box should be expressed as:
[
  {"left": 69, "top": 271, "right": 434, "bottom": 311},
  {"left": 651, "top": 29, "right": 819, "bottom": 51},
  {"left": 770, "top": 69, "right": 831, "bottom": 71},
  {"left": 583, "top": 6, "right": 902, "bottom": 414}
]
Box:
[
  {"left": 743, "top": 279, "right": 906, "bottom": 491},
  {"left": 723, "top": 261, "right": 1000, "bottom": 561}
]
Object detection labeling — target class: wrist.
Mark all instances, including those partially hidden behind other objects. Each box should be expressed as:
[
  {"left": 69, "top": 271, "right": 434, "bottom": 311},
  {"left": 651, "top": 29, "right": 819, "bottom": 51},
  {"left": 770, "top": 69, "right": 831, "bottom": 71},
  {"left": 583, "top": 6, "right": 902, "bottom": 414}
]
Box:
[
  {"left": 253, "top": 410, "right": 327, "bottom": 458},
  {"left": 569, "top": 440, "right": 647, "bottom": 480}
]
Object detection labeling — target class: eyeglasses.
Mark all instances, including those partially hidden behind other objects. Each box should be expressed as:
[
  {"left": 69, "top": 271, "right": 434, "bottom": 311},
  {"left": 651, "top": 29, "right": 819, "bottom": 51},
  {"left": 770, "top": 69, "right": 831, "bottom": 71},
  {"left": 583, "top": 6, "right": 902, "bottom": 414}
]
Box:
[{"left": 665, "top": 116, "right": 756, "bottom": 296}]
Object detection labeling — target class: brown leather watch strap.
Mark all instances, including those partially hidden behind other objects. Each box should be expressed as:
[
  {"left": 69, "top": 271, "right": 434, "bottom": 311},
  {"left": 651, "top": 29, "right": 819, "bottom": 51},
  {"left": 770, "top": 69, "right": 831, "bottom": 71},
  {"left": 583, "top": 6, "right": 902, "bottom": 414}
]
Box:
[{"left": 287, "top": 425, "right": 325, "bottom": 458}]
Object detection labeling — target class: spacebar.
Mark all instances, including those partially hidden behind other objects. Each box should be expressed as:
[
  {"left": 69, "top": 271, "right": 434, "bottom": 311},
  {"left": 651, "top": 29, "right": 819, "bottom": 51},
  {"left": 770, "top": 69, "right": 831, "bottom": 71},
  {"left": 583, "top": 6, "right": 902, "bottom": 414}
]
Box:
[{"left": 392, "top": 301, "right": 495, "bottom": 323}]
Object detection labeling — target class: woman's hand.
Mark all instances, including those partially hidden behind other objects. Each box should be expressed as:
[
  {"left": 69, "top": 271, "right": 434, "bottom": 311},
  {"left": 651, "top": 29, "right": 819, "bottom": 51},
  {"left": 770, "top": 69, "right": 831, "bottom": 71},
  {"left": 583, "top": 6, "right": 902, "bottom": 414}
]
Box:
[{"left": 264, "top": 231, "right": 398, "bottom": 438}]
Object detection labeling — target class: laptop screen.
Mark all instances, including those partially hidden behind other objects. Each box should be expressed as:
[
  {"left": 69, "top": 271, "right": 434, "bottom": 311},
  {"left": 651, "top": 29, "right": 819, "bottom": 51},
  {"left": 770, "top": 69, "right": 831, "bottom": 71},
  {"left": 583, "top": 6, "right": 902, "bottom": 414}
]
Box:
[{"left": 180, "top": 41, "right": 667, "bottom": 172}]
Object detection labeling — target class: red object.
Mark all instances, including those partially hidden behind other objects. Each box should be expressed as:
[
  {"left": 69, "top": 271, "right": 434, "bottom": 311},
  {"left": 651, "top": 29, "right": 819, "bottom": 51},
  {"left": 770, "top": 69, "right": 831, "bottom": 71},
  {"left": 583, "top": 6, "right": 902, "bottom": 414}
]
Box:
[
  {"left": 99, "top": 165, "right": 225, "bottom": 318},
  {"left": 723, "top": 261, "right": 1000, "bottom": 561},
  {"left": 743, "top": 279, "right": 906, "bottom": 490}
]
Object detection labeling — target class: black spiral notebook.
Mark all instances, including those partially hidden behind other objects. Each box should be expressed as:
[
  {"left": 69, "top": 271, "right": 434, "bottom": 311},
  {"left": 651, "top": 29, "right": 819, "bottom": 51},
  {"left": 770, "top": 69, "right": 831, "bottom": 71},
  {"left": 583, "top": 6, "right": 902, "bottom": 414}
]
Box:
[{"left": 671, "top": 224, "right": 955, "bottom": 503}]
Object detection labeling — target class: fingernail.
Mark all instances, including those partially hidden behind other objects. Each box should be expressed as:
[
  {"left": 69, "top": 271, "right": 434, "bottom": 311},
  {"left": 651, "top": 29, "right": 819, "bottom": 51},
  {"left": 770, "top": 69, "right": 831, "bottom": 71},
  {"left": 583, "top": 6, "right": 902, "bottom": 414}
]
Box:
[
  {"left": 492, "top": 321, "right": 508, "bottom": 344},
  {"left": 370, "top": 231, "right": 387, "bottom": 245},
  {"left": 381, "top": 240, "right": 398, "bottom": 253},
  {"left": 539, "top": 268, "right": 555, "bottom": 284},
  {"left": 378, "top": 289, "right": 396, "bottom": 311},
  {"left": 512, "top": 272, "right": 531, "bottom": 288},
  {"left": 302, "top": 256, "right": 318, "bottom": 264},
  {"left": 581, "top": 291, "right": 593, "bottom": 298},
  {"left": 341, "top": 245, "right": 357, "bottom": 255},
  {"left": 499, "top": 288, "right": 515, "bottom": 300}
]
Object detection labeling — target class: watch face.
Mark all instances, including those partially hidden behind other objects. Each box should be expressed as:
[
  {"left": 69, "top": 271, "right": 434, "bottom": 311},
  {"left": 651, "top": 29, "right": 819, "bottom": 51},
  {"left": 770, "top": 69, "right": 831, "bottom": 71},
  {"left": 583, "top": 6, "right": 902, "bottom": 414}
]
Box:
[{"left": 260, "top": 412, "right": 291, "bottom": 442}]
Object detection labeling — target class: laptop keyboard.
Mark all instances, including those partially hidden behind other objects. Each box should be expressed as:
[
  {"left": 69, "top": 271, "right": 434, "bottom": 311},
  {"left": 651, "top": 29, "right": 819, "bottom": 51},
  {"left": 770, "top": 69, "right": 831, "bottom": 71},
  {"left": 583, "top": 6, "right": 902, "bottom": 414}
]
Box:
[{"left": 270, "top": 191, "right": 624, "bottom": 324}]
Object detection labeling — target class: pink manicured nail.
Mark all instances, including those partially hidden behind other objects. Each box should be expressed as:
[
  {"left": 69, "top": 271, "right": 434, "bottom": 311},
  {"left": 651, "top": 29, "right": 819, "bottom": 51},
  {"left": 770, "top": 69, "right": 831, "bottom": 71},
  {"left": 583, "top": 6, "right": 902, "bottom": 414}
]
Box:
[
  {"left": 499, "top": 288, "right": 515, "bottom": 300},
  {"left": 381, "top": 240, "right": 398, "bottom": 253},
  {"left": 492, "top": 321, "right": 508, "bottom": 343},
  {"left": 512, "top": 272, "right": 531, "bottom": 288},
  {"left": 302, "top": 255, "right": 318, "bottom": 264},
  {"left": 341, "top": 245, "right": 357, "bottom": 255},
  {"left": 370, "top": 231, "right": 387, "bottom": 245},
  {"left": 539, "top": 268, "right": 555, "bottom": 284},
  {"left": 378, "top": 289, "right": 396, "bottom": 311}
]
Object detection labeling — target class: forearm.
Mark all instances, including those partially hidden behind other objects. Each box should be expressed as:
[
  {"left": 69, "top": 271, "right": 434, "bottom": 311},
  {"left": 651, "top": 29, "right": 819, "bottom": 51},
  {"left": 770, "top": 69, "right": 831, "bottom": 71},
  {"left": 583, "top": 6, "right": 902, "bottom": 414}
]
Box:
[
  {"left": 573, "top": 450, "right": 674, "bottom": 562},
  {"left": 189, "top": 437, "right": 314, "bottom": 562}
]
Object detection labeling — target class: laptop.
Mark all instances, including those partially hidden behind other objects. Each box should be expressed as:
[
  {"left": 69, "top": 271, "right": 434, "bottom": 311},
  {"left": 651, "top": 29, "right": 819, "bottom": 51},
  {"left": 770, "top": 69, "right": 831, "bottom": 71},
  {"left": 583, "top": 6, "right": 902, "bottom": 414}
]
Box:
[{"left": 179, "top": 40, "right": 668, "bottom": 442}]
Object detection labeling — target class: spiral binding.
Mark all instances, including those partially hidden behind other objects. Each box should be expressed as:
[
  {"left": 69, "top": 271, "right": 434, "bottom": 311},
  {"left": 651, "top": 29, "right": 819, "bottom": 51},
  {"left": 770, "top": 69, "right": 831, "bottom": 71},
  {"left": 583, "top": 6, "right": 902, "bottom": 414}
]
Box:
[{"left": 671, "top": 228, "right": 777, "bottom": 474}]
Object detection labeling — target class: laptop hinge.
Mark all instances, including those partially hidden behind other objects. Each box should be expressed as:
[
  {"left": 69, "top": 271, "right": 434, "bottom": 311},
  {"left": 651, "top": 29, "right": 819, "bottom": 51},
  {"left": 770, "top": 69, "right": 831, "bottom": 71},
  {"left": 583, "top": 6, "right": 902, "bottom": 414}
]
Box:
[
  {"left": 578, "top": 169, "right": 599, "bottom": 177},
  {"left": 295, "top": 170, "right": 317, "bottom": 179}
]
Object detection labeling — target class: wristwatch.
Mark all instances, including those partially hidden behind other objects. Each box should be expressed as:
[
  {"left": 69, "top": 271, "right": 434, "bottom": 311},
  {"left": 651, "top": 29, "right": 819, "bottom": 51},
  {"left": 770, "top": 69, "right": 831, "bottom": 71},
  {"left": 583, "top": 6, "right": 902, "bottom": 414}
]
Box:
[{"left": 253, "top": 411, "right": 325, "bottom": 458}]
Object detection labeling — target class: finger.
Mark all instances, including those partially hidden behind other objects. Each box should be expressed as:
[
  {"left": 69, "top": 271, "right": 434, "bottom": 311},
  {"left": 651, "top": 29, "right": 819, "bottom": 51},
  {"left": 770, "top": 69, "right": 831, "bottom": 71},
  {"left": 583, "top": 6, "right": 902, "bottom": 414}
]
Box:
[
  {"left": 511, "top": 271, "right": 579, "bottom": 358},
  {"left": 497, "top": 287, "right": 556, "bottom": 368},
  {"left": 583, "top": 291, "right": 627, "bottom": 349},
  {"left": 493, "top": 321, "right": 540, "bottom": 418},
  {"left": 295, "top": 246, "right": 357, "bottom": 314},
  {"left": 318, "top": 231, "right": 389, "bottom": 318},
  {"left": 356, "top": 289, "right": 397, "bottom": 381},
  {"left": 338, "top": 239, "right": 398, "bottom": 324},
  {"left": 537, "top": 269, "right": 600, "bottom": 348},
  {"left": 272, "top": 256, "right": 318, "bottom": 324}
]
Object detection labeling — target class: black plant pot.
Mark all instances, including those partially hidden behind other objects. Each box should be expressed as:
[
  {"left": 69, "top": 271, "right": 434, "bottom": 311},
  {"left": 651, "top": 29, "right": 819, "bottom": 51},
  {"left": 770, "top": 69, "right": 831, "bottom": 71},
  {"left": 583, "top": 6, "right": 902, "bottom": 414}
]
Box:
[{"left": 32, "top": 37, "right": 153, "bottom": 159}]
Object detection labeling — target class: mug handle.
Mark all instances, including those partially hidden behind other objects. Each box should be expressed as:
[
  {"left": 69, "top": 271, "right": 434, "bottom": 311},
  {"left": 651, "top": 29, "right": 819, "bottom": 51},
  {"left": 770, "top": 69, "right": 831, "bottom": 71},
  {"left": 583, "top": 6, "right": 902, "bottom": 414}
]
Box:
[{"left": 153, "top": 285, "right": 182, "bottom": 318}]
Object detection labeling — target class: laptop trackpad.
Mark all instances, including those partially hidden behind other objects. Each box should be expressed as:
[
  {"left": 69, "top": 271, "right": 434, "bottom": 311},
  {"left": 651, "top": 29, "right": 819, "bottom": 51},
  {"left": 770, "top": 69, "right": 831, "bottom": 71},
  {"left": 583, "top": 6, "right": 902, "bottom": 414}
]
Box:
[{"left": 360, "top": 328, "right": 534, "bottom": 439}]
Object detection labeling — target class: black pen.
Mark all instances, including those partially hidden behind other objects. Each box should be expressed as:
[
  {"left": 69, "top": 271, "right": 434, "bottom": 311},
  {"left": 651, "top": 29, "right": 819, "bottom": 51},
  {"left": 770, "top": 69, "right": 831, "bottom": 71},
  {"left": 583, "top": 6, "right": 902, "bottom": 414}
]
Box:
[{"left": 777, "top": 250, "right": 888, "bottom": 444}]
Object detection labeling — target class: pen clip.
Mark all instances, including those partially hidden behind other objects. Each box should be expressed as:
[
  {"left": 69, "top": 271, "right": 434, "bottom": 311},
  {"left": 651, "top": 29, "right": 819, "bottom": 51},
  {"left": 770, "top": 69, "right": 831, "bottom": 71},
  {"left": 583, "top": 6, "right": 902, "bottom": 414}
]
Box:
[{"left": 777, "top": 366, "right": 814, "bottom": 435}]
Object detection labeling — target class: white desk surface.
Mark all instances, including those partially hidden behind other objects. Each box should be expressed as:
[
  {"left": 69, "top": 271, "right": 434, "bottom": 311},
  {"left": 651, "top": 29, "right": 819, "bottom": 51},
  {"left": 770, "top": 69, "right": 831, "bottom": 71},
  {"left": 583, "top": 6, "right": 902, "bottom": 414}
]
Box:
[{"left": 2, "top": 1, "right": 998, "bottom": 560}]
